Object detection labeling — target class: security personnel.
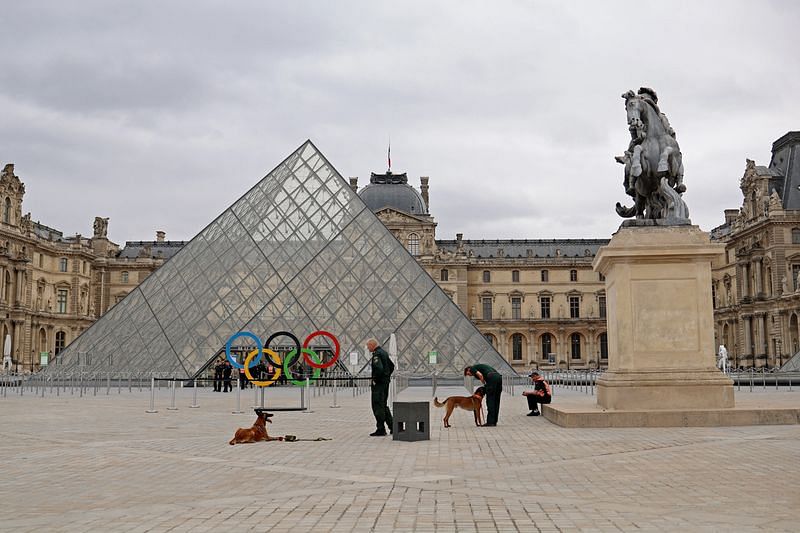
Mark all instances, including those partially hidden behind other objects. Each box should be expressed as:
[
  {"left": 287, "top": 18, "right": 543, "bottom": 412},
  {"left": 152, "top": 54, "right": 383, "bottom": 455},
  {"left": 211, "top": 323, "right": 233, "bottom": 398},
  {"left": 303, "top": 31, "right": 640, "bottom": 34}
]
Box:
[
  {"left": 464, "top": 364, "right": 502, "bottom": 426},
  {"left": 367, "top": 338, "right": 394, "bottom": 436}
]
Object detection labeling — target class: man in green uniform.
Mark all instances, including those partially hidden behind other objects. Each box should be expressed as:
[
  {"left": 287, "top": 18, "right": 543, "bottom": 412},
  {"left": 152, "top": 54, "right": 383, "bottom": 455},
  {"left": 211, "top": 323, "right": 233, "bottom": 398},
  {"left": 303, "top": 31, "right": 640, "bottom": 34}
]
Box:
[
  {"left": 464, "top": 364, "right": 502, "bottom": 426},
  {"left": 367, "top": 338, "right": 394, "bottom": 436}
]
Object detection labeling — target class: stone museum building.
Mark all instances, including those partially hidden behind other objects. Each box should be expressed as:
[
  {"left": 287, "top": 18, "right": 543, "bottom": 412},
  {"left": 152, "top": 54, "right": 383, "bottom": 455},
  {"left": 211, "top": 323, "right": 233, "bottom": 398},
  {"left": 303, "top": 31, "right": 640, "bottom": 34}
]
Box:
[
  {"left": 710, "top": 131, "right": 800, "bottom": 369},
  {"left": 3, "top": 131, "right": 800, "bottom": 373}
]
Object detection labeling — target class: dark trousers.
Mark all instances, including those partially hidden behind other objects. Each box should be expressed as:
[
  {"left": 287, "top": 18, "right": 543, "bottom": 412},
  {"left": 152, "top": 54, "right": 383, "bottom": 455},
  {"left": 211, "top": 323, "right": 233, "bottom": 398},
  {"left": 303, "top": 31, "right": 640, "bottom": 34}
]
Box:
[
  {"left": 484, "top": 374, "right": 502, "bottom": 425},
  {"left": 527, "top": 394, "right": 551, "bottom": 412},
  {"left": 371, "top": 381, "right": 393, "bottom": 431},
  {"left": 213, "top": 375, "right": 222, "bottom": 392},
  {"left": 223, "top": 378, "right": 232, "bottom": 392}
]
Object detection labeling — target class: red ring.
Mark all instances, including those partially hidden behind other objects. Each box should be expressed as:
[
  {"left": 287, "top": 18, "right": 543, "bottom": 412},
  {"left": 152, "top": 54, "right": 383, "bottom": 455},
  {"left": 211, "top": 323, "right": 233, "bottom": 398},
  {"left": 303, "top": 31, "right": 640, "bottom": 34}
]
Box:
[{"left": 302, "top": 330, "right": 340, "bottom": 368}]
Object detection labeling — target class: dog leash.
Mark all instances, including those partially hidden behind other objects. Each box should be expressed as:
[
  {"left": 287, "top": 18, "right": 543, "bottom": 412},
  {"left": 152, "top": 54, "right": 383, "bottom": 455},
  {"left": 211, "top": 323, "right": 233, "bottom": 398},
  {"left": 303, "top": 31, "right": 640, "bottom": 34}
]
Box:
[{"left": 283, "top": 435, "right": 332, "bottom": 442}]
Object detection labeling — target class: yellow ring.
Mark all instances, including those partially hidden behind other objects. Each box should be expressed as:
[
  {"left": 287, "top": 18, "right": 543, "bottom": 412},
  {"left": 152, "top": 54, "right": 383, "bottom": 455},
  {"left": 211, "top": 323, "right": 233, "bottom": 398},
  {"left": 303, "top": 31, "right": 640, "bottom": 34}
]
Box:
[{"left": 244, "top": 348, "right": 282, "bottom": 387}]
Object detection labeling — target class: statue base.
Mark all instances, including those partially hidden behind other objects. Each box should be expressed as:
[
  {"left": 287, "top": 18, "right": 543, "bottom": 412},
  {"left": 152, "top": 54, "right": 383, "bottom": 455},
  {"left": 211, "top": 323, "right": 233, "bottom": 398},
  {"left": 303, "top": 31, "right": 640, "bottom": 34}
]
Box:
[{"left": 593, "top": 224, "right": 734, "bottom": 411}]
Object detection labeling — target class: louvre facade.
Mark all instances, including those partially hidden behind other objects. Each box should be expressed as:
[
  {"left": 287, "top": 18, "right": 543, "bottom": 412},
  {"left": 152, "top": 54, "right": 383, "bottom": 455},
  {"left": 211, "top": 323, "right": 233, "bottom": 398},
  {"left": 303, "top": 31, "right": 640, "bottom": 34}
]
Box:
[{"left": 4, "top": 131, "right": 800, "bottom": 376}]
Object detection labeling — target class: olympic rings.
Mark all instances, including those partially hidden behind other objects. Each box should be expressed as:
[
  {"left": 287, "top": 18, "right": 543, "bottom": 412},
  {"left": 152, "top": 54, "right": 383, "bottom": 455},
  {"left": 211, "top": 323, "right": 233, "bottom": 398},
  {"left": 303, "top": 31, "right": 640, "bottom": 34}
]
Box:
[
  {"left": 226, "top": 331, "right": 263, "bottom": 369},
  {"left": 265, "top": 331, "right": 301, "bottom": 368},
  {"left": 223, "top": 330, "right": 340, "bottom": 388},
  {"left": 302, "top": 330, "right": 340, "bottom": 368},
  {"left": 243, "top": 348, "right": 282, "bottom": 387},
  {"left": 283, "top": 348, "right": 322, "bottom": 386}
]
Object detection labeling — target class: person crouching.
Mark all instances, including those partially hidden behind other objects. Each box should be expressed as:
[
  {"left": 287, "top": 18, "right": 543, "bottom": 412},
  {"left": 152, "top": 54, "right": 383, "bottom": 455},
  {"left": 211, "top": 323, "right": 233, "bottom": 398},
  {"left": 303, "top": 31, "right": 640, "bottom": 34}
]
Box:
[{"left": 522, "top": 371, "right": 551, "bottom": 416}]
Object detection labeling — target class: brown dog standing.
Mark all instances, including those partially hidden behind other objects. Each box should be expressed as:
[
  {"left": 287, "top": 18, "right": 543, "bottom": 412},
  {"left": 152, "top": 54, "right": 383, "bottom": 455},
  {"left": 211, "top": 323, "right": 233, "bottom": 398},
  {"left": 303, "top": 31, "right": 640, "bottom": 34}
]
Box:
[
  {"left": 433, "top": 387, "right": 486, "bottom": 428},
  {"left": 229, "top": 409, "right": 284, "bottom": 445}
]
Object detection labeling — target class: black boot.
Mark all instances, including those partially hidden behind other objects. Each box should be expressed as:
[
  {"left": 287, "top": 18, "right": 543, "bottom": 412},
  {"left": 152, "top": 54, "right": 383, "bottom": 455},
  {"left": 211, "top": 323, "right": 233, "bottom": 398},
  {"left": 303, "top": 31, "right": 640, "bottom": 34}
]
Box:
[{"left": 369, "top": 429, "right": 387, "bottom": 437}]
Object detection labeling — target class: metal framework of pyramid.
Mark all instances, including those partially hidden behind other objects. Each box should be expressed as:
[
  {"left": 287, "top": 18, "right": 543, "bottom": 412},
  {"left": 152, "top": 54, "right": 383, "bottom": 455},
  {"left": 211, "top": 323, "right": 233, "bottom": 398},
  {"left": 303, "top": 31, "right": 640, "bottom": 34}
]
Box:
[{"left": 44, "top": 141, "right": 512, "bottom": 379}]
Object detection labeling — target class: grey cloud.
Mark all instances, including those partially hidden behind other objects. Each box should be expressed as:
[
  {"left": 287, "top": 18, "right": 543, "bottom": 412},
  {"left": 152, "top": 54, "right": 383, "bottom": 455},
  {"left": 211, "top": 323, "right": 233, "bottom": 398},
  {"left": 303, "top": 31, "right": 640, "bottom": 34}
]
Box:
[{"left": 0, "top": 1, "right": 798, "bottom": 244}]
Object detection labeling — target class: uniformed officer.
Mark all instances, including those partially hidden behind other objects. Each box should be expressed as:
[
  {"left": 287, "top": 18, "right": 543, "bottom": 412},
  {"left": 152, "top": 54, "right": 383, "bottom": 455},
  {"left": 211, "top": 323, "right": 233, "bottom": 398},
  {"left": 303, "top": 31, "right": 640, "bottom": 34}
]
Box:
[
  {"left": 464, "top": 364, "right": 502, "bottom": 426},
  {"left": 367, "top": 338, "right": 394, "bottom": 436}
]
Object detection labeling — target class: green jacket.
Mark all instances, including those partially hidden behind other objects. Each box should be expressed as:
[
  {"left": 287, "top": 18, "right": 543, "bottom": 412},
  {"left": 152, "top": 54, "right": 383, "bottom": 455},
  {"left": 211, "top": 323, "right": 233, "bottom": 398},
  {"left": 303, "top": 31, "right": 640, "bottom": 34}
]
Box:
[{"left": 371, "top": 346, "right": 394, "bottom": 384}]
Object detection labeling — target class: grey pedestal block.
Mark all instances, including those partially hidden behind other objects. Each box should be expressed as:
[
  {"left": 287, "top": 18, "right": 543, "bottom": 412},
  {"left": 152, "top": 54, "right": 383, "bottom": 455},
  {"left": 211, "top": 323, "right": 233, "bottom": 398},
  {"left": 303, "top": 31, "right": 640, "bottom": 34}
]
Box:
[{"left": 392, "top": 401, "right": 430, "bottom": 441}]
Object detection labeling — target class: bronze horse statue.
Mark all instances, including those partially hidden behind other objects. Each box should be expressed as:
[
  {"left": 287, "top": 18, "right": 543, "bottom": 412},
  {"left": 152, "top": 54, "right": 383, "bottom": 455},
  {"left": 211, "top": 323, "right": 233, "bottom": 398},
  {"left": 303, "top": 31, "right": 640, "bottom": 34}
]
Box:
[{"left": 616, "top": 89, "right": 687, "bottom": 220}]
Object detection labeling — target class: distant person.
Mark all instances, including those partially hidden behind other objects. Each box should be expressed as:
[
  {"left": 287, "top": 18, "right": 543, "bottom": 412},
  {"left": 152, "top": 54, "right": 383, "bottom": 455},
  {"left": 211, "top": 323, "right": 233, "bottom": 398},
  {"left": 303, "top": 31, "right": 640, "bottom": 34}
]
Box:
[
  {"left": 717, "top": 344, "right": 729, "bottom": 373},
  {"left": 213, "top": 358, "right": 224, "bottom": 392},
  {"left": 367, "top": 338, "right": 394, "bottom": 436},
  {"left": 464, "top": 364, "right": 502, "bottom": 426},
  {"left": 522, "top": 371, "right": 552, "bottom": 416},
  {"left": 222, "top": 360, "right": 233, "bottom": 392}
]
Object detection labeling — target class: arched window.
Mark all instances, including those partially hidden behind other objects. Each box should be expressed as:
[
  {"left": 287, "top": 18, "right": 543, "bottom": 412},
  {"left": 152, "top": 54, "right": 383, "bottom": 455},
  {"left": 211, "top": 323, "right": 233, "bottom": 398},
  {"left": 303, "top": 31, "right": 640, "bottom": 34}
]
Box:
[
  {"left": 483, "top": 270, "right": 491, "bottom": 283},
  {"left": 121, "top": 271, "right": 129, "bottom": 283},
  {"left": 440, "top": 269, "right": 448, "bottom": 281},
  {"left": 600, "top": 332, "right": 608, "bottom": 360},
  {"left": 483, "top": 333, "right": 496, "bottom": 347},
  {"left": 512, "top": 270, "right": 520, "bottom": 283},
  {"left": 55, "top": 331, "right": 67, "bottom": 355},
  {"left": 59, "top": 258, "right": 68, "bottom": 272},
  {"left": 407, "top": 233, "right": 419, "bottom": 256},
  {"left": 541, "top": 333, "right": 552, "bottom": 360},
  {"left": 571, "top": 333, "right": 582, "bottom": 359},
  {"left": 511, "top": 333, "right": 523, "bottom": 361},
  {"left": 541, "top": 270, "right": 549, "bottom": 282},
  {"left": 570, "top": 269, "right": 578, "bottom": 282},
  {"left": 793, "top": 228, "right": 800, "bottom": 244},
  {"left": 3, "top": 197, "right": 10, "bottom": 224}
]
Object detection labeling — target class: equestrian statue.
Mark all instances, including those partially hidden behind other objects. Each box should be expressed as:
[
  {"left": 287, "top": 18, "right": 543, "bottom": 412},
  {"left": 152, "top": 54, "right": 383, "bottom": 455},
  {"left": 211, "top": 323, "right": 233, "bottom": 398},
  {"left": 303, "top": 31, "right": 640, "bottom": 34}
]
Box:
[{"left": 615, "top": 87, "right": 689, "bottom": 222}]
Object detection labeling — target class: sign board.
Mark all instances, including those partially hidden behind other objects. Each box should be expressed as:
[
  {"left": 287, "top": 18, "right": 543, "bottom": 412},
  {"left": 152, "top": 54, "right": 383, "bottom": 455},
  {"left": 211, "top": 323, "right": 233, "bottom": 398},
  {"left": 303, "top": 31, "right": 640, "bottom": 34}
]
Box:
[
  {"left": 428, "top": 350, "right": 438, "bottom": 364},
  {"left": 40, "top": 351, "right": 49, "bottom": 366},
  {"left": 349, "top": 351, "right": 359, "bottom": 366}
]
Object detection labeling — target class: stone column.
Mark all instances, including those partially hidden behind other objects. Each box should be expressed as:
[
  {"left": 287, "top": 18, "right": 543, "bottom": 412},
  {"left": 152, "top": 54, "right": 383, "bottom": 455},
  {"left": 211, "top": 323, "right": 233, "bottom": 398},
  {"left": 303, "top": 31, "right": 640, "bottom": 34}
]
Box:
[
  {"left": 527, "top": 328, "right": 536, "bottom": 364},
  {"left": 753, "top": 258, "right": 763, "bottom": 297},
  {"left": 743, "top": 315, "right": 753, "bottom": 361},
  {"left": 12, "top": 320, "right": 23, "bottom": 370},
  {"left": 755, "top": 313, "right": 766, "bottom": 365}
]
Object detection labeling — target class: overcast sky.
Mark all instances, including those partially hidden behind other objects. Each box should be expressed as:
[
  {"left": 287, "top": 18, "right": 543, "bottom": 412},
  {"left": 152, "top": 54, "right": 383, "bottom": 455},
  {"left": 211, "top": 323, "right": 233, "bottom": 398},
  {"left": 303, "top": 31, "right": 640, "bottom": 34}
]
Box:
[{"left": 1, "top": 1, "right": 798, "bottom": 245}]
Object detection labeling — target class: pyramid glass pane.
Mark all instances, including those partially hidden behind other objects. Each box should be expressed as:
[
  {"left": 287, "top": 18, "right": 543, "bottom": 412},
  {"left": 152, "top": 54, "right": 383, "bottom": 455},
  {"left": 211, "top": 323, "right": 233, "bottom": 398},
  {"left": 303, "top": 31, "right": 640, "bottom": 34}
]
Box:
[{"left": 43, "top": 141, "right": 512, "bottom": 379}]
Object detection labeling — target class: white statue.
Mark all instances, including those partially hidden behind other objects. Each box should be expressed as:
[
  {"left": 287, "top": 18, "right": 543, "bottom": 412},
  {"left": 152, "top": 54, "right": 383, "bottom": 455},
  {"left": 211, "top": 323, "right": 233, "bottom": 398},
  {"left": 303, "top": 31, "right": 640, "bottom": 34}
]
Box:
[{"left": 717, "top": 344, "right": 729, "bottom": 374}]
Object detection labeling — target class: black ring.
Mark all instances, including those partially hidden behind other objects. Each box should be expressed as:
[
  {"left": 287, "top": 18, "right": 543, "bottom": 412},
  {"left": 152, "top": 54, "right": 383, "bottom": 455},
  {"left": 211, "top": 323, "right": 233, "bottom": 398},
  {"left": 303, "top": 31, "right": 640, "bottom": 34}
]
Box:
[{"left": 264, "top": 331, "right": 302, "bottom": 368}]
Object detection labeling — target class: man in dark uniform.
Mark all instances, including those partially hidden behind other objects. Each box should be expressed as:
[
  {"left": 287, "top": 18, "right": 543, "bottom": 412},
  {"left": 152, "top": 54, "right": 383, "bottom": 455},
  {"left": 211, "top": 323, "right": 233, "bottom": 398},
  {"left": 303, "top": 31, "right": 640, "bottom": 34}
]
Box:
[
  {"left": 464, "top": 364, "right": 502, "bottom": 426},
  {"left": 367, "top": 338, "right": 394, "bottom": 436},
  {"left": 222, "top": 360, "right": 233, "bottom": 392},
  {"left": 213, "top": 358, "right": 224, "bottom": 392},
  {"left": 522, "top": 371, "right": 552, "bottom": 416}
]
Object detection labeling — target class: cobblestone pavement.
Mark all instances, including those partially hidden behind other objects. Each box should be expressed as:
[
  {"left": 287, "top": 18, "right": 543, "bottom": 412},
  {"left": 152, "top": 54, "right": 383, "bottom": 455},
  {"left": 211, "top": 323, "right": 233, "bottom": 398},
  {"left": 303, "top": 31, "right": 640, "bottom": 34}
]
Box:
[{"left": 1, "top": 382, "right": 799, "bottom": 532}]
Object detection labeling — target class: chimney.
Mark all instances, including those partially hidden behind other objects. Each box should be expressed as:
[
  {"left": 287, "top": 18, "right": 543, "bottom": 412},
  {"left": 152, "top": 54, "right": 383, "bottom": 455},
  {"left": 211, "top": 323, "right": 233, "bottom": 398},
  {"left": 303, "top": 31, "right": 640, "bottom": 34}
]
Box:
[
  {"left": 349, "top": 177, "right": 358, "bottom": 193},
  {"left": 724, "top": 209, "right": 738, "bottom": 226},
  {"left": 420, "top": 176, "right": 429, "bottom": 211},
  {"left": 156, "top": 231, "right": 165, "bottom": 243}
]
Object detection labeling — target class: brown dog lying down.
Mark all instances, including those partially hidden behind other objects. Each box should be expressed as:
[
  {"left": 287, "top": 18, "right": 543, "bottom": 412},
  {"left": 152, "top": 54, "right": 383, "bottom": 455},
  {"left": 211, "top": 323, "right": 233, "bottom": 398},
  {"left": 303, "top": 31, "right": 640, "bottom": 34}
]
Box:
[
  {"left": 229, "top": 409, "right": 284, "bottom": 445},
  {"left": 433, "top": 386, "right": 486, "bottom": 428}
]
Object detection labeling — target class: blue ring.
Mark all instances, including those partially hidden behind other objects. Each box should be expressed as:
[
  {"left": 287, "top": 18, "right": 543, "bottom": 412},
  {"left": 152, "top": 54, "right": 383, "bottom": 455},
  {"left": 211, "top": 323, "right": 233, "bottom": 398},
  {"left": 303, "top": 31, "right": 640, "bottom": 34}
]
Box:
[{"left": 225, "top": 331, "right": 263, "bottom": 369}]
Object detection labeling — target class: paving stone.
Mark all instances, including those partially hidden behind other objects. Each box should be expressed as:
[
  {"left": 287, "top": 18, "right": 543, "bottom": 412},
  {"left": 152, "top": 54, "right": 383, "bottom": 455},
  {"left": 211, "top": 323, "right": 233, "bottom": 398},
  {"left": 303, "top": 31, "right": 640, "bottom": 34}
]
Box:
[{"left": 0, "top": 384, "right": 798, "bottom": 531}]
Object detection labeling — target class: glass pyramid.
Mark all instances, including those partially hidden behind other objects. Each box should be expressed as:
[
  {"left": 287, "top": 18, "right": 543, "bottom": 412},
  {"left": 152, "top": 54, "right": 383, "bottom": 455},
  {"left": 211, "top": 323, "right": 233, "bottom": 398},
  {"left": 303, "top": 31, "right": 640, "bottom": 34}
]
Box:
[{"left": 44, "top": 141, "right": 513, "bottom": 379}]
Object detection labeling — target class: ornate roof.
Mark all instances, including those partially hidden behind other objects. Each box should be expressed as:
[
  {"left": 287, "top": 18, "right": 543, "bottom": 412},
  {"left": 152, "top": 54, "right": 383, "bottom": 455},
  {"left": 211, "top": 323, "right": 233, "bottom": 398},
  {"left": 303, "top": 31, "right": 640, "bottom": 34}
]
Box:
[{"left": 358, "top": 171, "right": 428, "bottom": 215}]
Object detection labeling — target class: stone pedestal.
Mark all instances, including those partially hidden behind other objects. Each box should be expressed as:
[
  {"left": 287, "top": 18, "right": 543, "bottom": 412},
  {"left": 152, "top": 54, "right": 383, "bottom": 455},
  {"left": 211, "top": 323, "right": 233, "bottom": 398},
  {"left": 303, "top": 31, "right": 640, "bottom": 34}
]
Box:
[{"left": 593, "top": 225, "right": 734, "bottom": 410}]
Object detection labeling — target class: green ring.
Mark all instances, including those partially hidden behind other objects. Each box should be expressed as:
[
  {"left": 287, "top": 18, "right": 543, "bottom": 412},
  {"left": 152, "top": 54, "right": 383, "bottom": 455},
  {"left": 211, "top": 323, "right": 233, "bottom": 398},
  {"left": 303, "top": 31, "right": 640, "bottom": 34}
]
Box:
[{"left": 283, "top": 348, "right": 322, "bottom": 386}]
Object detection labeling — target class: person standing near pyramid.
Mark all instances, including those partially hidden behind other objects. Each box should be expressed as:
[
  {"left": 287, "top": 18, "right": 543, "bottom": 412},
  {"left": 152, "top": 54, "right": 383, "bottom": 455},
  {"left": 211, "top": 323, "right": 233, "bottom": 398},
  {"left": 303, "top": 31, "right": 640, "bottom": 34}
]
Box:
[
  {"left": 367, "top": 338, "right": 394, "bottom": 436},
  {"left": 464, "top": 364, "right": 502, "bottom": 426}
]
